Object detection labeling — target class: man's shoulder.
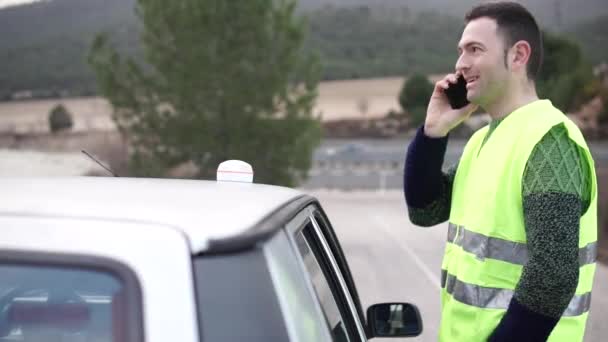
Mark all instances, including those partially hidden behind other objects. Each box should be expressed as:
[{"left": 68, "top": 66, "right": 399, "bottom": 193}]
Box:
[{"left": 468, "top": 124, "right": 490, "bottom": 141}]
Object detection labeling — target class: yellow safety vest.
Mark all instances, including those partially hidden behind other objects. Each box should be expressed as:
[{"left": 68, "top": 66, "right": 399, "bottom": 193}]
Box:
[{"left": 440, "top": 100, "right": 597, "bottom": 342}]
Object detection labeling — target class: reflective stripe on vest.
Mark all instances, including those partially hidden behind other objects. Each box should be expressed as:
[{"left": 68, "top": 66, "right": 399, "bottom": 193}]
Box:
[
  {"left": 447, "top": 223, "right": 597, "bottom": 266},
  {"left": 441, "top": 270, "right": 592, "bottom": 316}
]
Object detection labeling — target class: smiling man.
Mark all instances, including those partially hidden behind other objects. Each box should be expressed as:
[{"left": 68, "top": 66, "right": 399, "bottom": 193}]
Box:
[{"left": 403, "top": 2, "right": 597, "bottom": 342}]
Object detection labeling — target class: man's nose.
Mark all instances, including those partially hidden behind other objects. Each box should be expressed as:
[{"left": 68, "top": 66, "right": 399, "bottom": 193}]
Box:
[{"left": 455, "top": 54, "right": 471, "bottom": 73}]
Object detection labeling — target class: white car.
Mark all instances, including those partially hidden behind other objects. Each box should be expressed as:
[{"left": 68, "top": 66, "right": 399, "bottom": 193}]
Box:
[{"left": 0, "top": 161, "right": 423, "bottom": 342}]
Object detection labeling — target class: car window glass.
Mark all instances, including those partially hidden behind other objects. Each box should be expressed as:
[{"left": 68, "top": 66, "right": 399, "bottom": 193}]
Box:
[
  {"left": 0, "top": 264, "right": 127, "bottom": 342},
  {"left": 312, "top": 211, "right": 364, "bottom": 323},
  {"left": 264, "top": 231, "right": 331, "bottom": 342},
  {"left": 294, "top": 223, "right": 351, "bottom": 342}
]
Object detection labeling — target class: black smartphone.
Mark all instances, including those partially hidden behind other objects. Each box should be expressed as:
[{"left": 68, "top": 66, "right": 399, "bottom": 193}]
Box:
[{"left": 444, "top": 75, "right": 469, "bottom": 109}]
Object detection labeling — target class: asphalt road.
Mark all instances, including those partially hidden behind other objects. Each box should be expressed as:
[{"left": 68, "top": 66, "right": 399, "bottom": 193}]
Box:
[{"left": 309, "top": 190, "right": 608, "bottom": 342}]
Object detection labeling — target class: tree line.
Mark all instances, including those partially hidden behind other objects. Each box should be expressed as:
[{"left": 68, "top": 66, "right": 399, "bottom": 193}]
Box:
[{"left": 0, "top": 1, "right": 605, "bottom": 100}]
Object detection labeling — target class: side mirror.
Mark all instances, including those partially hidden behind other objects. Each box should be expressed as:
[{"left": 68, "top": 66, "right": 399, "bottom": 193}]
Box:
[{"left": 366, "top": 303, "right": 423, "bottom": 338}]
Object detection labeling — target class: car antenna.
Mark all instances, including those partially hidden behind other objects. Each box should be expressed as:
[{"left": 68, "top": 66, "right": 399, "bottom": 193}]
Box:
[{"left": 81, "top": 150, "right": 119, "bottom": 177}]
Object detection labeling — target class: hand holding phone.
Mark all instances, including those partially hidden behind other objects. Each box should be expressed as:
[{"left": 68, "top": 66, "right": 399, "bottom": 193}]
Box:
[
  {"left": 423, "top": 73, "right": 477, "bottom": 138},
  {"left": 444, "top": 75, "right": 470, "bottom": 110}
]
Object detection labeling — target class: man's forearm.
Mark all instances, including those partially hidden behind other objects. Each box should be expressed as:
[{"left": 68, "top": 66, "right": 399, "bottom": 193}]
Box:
[
  {"left": 404, "top": 126, "right": 454, "bottom": 226},
  {"left": 489, "top": 193, "right": 581, "bottom": 342}
]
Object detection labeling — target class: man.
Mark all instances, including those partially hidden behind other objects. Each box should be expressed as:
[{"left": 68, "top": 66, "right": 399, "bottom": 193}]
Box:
[{"left": 403, "top": 2, "right": 597, "bottom": 342}]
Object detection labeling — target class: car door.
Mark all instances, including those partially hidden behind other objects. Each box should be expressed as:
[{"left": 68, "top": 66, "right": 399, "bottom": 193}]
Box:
[
  {"left": 287, "top": 205, "right": 368, "bottom": 342},
  {"left": 0, "top": 250, "right": 141, "bottom": 342},
  {"left": 0, "top": 215, "right": 199, "bottom": 342}
]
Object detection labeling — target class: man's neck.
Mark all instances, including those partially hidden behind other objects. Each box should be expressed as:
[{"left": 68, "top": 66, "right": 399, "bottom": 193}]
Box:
[{"left": 484, "top": 81, "right": 539, "bottom": 121}]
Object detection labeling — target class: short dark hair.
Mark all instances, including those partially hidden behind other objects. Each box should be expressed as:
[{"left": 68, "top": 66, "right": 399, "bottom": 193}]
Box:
[{"left": 465, "top": 1, "right": 543, "bottom": 80}]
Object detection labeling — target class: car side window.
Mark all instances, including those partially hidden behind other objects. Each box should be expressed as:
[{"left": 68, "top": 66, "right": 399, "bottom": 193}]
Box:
[
  {"left": 294, "top": 222, "right": 352, "bottom": 342},
  {"left": 0, "top": 262, "right": 134, "bottom": 342},
  {"left": 312, "top": 211, "right": 365, "bottom": 325}
]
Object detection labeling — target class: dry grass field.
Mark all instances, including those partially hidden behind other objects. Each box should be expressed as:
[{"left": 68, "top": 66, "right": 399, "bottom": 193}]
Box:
[{"left": 0, "top": 76, "right": 450, "bottom": 132}]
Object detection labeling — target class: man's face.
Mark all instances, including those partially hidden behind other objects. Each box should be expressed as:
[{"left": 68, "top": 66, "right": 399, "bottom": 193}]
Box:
[{"left": 456, "top": 17, "right": 510, "bottom": 107}]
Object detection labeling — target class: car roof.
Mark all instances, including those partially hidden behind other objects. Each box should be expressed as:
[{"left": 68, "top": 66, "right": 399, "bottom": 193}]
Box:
[{"left": 0, "top": 177, "right": 305, "bottom": 253}]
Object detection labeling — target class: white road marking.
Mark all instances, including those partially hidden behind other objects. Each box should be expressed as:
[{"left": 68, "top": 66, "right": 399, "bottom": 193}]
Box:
[{"left": 370, "top": 213, "right": 441, "bottom": 290}]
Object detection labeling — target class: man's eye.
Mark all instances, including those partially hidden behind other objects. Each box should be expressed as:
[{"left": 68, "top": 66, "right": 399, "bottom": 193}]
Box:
[{"left": 472, "top": 46, "right": 481, "bottom": 53}]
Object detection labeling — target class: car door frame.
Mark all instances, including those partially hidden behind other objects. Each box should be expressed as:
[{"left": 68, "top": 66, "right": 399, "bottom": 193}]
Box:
[
  {"left": 310, "top": 204, "right": 368, "bottom": 334},
  {"left": 285, "top": 202, "right": 368, "bottom": 341}
]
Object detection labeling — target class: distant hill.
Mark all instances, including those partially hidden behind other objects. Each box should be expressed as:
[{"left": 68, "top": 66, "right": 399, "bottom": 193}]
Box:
[
  {"left": 0, "top": 0, "right": 606, "bottom": 100},
  {"left": 305, "top": 6, "right": 463, "bottom": 79},
  {"left": 0, "top": 0, "right": 138, "bottom": 98},
  {"left": 299, "top": 0, "right": 608, "bottom": 28}
]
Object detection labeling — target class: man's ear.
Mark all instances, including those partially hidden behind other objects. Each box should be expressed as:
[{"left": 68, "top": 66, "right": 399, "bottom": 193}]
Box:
[{"left": 509, "top": 40, "right": 532, "bottom": 72}]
